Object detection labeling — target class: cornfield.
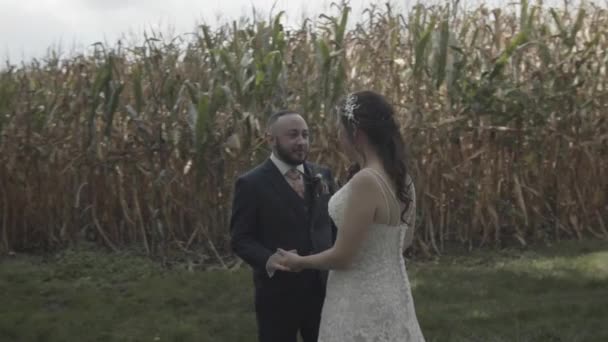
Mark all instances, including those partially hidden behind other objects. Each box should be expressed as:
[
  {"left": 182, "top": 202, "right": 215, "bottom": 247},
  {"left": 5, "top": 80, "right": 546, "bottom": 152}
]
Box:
[{"left": 1, "top": 1, "right": 606, "bottom": 260}]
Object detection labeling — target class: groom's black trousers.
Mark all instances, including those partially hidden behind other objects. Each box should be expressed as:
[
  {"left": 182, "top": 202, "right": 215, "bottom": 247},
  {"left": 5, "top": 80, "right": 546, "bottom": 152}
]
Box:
[{"left": 254, "top": 269, "right": 325, "bottom": 342}]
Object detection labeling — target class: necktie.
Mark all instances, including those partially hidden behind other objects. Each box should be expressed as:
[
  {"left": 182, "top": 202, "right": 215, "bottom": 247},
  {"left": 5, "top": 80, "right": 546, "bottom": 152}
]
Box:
[{"left": 285, "top": 168, "right": 305, "bottom": 198}]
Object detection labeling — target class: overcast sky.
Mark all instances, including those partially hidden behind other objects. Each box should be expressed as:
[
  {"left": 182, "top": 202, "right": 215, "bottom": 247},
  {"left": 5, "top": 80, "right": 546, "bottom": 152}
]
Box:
[
  {"left": 0, "top": 0, "right": 372, "bottom": 64},
  {"left": 0, "top": 0, "right": 580, "bottom": 65}
]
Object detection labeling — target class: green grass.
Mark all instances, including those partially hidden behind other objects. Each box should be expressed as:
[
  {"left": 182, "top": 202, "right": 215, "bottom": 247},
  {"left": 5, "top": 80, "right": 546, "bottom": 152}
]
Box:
[{"left": 1, "top": 240, "right": 607, "bottom": 342}]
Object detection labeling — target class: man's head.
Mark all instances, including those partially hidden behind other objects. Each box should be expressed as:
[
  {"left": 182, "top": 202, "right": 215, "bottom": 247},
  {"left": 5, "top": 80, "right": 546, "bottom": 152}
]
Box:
[{"left": 266, "top": 110, "right": 309, "bottom": 166}]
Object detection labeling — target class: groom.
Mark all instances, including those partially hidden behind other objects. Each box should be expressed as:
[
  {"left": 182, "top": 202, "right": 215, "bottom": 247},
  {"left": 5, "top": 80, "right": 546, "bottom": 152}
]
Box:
[{"left": 230, "top": 110, "right": 337, "bottom": 342}]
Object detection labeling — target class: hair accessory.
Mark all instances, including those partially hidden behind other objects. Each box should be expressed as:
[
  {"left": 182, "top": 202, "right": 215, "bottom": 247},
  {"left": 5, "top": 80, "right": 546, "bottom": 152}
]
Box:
[{"left": 341, "top": 93, "right": 359, "bottom": 124}]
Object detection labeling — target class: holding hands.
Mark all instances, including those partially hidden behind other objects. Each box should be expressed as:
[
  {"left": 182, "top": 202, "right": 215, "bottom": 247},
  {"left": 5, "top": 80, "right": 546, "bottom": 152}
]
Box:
[
  {"left": 265, "top": 249, "right": 303, "bottom": 276},
  {"left": 277, "top": 248, "right": 304, "bottom": 272}
]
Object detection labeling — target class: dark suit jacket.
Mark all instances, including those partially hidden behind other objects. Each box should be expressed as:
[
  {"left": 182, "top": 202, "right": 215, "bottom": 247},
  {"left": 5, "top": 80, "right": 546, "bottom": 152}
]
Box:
[{"left": 230, "top": 158, "right": 337, "bottom": 296}]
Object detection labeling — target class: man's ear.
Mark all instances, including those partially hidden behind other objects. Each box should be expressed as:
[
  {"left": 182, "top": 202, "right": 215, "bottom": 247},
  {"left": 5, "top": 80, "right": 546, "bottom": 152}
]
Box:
[{"left": 265, "top": 131, "right": 274, "bottom": 146}]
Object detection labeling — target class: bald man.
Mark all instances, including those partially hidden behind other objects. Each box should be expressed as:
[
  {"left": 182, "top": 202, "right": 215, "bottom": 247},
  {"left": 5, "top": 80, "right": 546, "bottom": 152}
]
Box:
[{"left": 230, "top": 110, "right": 337, "bottom": 342}]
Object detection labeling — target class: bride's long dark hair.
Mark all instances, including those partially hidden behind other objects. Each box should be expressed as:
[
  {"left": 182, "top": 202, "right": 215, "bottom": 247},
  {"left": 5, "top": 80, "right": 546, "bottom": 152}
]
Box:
[{"left": 337, "top": 90, "right": 413, "bottom": 222}]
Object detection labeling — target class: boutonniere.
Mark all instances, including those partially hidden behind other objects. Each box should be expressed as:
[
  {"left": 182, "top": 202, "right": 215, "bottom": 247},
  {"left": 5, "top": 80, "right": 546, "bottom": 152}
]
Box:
[{"left": 311, "top": 173, "right": 330, "bottom": 197}]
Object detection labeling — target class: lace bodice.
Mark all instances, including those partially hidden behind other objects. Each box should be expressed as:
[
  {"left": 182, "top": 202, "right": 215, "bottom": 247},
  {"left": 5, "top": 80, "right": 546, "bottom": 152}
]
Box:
[
  {"left": 328, "top": 183, "right": 407, "bottom": 271},
  {"left": 317, "top": 170, "right": 425, "bottom": 342}
]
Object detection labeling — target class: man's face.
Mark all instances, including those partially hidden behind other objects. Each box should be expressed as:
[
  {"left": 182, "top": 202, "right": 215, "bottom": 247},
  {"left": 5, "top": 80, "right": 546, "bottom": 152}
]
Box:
[{"left": 268, "top": 113, "right": 310, "bottom": 166}]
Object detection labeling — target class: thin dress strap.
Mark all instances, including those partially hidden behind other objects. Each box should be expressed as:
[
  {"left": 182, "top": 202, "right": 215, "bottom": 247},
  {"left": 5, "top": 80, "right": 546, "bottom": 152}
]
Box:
[{"left": 361, "top": 168, "right": 400, "bottom": 226}]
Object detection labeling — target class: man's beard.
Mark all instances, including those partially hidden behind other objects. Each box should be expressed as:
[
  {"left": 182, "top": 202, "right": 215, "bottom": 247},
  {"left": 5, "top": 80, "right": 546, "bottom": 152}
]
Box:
[{"left": 275, "top": 142, "right": 307, "bottom": 166}]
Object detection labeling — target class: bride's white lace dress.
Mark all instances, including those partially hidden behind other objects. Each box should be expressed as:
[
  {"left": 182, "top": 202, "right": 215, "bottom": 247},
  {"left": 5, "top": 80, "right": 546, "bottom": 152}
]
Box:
[{"left": 318, "top": 169, "right": 425, "bottom": 342}]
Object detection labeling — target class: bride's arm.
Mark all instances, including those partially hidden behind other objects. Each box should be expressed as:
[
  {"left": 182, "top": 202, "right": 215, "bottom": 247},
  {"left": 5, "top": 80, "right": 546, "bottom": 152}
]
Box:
[{"left": 281, "top": 171, "right": 378, "bottom": 270}]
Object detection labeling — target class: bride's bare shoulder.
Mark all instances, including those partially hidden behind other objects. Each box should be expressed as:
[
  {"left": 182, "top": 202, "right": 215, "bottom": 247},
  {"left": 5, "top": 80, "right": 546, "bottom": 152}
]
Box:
[{"left": 347, "top": 169, "right": 380, "bottom": 196}]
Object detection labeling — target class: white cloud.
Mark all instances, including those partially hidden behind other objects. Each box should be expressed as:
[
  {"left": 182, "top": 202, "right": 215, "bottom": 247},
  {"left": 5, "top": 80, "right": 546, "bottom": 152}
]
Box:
[
  {"left": 0, "top": 0, "right": 336, "bottom": 63},
  {"left": 3, "top": 0, "right": 575, "bottom": 64},
  {"left": 79, "top": 0, "right": 144, "bottom": 11}
]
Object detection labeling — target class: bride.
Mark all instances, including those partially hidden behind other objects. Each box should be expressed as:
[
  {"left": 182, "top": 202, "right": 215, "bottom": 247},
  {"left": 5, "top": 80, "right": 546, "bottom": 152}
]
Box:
[{"left": 279, "top": 91, "right": 425, "bottom": 341}]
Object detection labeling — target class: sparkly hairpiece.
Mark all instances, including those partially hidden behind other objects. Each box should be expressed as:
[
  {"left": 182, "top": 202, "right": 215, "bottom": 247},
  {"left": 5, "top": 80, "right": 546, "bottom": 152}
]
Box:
[{"left": 341, "top": 93, "right": 359, "bottom": 124}]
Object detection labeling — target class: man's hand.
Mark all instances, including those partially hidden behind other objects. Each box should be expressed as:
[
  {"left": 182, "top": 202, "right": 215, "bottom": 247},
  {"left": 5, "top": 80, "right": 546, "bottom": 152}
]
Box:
[
  {"left": 265, "top": 250, "right": 297, "bottom": 277},
  {"left": 277, "top": 248, "right": 305, "bottom": 272}
]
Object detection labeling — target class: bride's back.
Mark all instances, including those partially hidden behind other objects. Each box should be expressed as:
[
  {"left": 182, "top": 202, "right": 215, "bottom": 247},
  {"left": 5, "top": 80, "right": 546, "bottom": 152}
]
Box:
[{"left": 328, "top": 168, "right": 412, "bottom": 272}]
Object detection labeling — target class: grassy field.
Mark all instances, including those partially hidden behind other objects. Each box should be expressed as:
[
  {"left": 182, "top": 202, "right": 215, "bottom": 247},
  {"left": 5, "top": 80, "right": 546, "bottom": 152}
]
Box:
[{"left": 1, "top": 240, "right": 607, "bottom": 342}]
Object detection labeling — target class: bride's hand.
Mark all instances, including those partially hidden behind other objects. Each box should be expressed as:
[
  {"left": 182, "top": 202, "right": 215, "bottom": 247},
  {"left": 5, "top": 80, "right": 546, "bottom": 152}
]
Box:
[{"left": 277, "top": 248, "right": 304, "bottom": 272}]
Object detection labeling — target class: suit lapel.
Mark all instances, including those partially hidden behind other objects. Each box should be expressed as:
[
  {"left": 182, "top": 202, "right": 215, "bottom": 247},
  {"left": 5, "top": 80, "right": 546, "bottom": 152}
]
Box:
[
  {"left": 305, "top": 162, "right": 323, "bottom": 228},
  {"left": 262, "top": 159, "right": 308, "bottom": 220}
]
